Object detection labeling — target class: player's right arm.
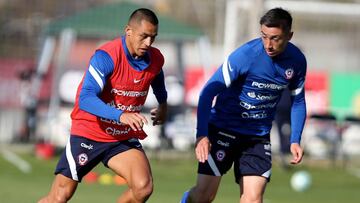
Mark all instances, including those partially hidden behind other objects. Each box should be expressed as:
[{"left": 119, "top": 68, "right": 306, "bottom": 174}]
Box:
[
  {"left": 196, "top": 50, "right": 250, "bottom": 162},
  {"left": 195, "top": 54, "right": 245, "bottom": 162},
  {"left": 195, "top": 68, "right": 227, "bottom": 162},
  {"left": 79, "top": 50, "right": 146, "bottom": 131}
]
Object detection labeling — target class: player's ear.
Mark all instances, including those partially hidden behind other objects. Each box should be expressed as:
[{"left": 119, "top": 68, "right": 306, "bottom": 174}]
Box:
[
  {"left": 125, "top": 25, "right": 132, "bottom": 36},
  {"left": 288, "top": 31, "right": 294, "bottom": 41}
]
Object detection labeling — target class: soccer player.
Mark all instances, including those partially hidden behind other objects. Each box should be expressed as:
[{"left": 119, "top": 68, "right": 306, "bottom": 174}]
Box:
[
  {"left": 38, "top": 8, "right": 167, "bottom": 203},
  {"left": 181, "top": 8, "right": 306, "bottom": 203}
]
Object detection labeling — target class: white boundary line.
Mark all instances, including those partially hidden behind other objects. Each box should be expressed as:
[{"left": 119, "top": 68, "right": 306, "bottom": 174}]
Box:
[{"left": 1, "top": 149, "right": 32, "bottom": 173}]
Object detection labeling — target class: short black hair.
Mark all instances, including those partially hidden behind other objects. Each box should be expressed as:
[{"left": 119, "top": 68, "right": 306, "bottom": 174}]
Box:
[
  {"left": 128, "top": 8, "right": 159, "bottom": 25},
  {"left": 260, "top": 8, "right": 292, "bottom": 33}
]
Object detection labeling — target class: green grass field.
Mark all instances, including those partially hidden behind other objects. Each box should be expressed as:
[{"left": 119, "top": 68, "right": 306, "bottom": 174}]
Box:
[{"left": 1, "top": 149, "right": 360, "bottom": 203}]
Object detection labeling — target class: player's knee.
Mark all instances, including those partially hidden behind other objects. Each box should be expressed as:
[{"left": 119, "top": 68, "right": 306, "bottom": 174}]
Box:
[
  {"left": 189, "top": 187, "right": 216, "bottom": 203},
  {"left": 52, "top": 195, "right": 68, "bottom": 203},
  {"left": 241, "top": 193, "right": 263, "bottom": 203},
  {"left": 38, "top": 193, "right": 69, "bottom": 203},
  {"left": 188, "top": 196, "right": 214, "bottom": 203},
  {"left": 52, "top": 184, "right": 75, "bottom": 203},
  {"left": 37, "top": 189, "right": 72, "bottom": 203},
  {"left": 192, "top": 195, "right": 216, "bottom": 203},
  {"left": 131, "top": 178, "right": 153, "bottom": 201},
  {"left": 52, "top": 192, "right": 71, "bottom": 203}
]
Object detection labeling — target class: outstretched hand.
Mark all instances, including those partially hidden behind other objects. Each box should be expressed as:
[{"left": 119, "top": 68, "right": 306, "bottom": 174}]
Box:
[
  {"left": 119, "top": 112, "right": 148, "bottom": 131},
  {"left": 290, "top": 143, "right": 304, "bottom": 164},
  {"left": 150, "top": 103, "right": 167, "bottom": 126},
  {"left": 195, "top": 136, "right": 211, "bottom": 163}
]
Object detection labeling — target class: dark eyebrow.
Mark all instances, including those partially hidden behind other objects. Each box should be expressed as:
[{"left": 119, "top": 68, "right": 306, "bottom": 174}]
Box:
[
  {"left": 141, "top": 32, "right": 157, "bottom": 38},
  {"left": 261, "top": 31, "right": 280, "bottom": 39}
]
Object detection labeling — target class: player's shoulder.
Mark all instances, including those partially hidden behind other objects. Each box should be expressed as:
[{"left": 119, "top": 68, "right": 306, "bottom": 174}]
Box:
[
  {"left": 149, "top": 46, "right": 164, "bottom": 64},
  {"left": 236, "top": 38, "right": 262, "bottom": 54},
  {"left": 149, "top": 46, "right": 163, "bottom": 57},
  {"left": 98, "top": 37, "right": 122, "bottom": 51},
  {"left": 97, "top": 37, "right": 126, "bottom": 64},
  {"left": 284, "top": 43, "right": 307, "bottom": 75},
  {"left": 230, "top": 38, "right": 262, "bottom": 61},
  {"left": 287, "top": 42, "right": 306, "bottom": 63}
]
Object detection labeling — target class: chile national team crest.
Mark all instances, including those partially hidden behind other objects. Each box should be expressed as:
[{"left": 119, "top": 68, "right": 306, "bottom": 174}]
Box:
[
  {"left": 216, "top": 150, "right": 226, "bottom": 161},
  {"left": 285, "top": 68, "right": 294, "bottom": 79},
  {"left": 78, "top": 153, "right": 88, "bottom": 166}
]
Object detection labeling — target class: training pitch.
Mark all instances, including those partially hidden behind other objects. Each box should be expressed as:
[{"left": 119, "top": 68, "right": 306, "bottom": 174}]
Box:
[{"left": 1, "top": 150, "right": 360, "bottom": 203}]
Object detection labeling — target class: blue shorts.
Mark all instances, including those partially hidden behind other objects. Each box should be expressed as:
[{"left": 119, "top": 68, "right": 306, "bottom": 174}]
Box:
[
  {"left": 55, "top": 135, "right": 142, "bottom": 182},
  {"left": 198, "top": 124, "right": 272, "bottom": 183}
]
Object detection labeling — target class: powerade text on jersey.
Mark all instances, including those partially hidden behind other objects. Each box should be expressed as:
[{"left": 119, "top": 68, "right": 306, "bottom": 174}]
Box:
[
  {"left": 197, "top": 38, "right": 306, "bottom": 143},
  {"left": 71, "top": 37, "right": 164, "bottom": 142}
]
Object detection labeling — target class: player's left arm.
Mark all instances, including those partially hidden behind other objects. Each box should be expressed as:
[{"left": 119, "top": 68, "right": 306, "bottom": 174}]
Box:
[
  {"left": 289, "top": 58, "right": 307, "bottom": 164},
  {"left": 150, "top": 69, "right": 168, "bottom": 125},
  {"left": 289, "top": 89, "right": 306, "bottom": 164}
]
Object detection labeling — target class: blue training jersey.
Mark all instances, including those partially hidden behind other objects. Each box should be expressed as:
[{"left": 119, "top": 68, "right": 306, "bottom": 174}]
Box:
[{"left": 197, "top": 38, "right": 307, "bottom": 144}]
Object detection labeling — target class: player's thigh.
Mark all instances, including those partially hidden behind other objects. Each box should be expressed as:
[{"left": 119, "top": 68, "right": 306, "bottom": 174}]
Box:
[
  {"left": 198, "top": 124, "right": 238, "bottom": 177},
  {"left": 234, "top": 135, "right": 272, "bottom": 182},
  {"left": 239, "top": 176, "right": 267, "bottom": 197},
  {"left": 107, "top": 148, "right": 152, "bottom": 185}
]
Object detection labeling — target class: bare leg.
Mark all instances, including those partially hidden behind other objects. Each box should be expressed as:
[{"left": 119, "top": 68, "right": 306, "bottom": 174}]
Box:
[
  {"left": 239, "top": 176, "right": 267, "bottom": 203},
  {"left": 107, "top": 149, "right": 153, "bottom": 203},
  {"left": 187, "top": 174, "right": 222, "bottom": 203},
  {"left": 38, "top": 174, "right": 78, "bottom": 203}
]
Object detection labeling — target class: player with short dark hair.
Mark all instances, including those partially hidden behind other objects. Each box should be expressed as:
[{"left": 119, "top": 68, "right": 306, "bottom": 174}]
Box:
[
  {"left": 181, "top": 7, "right": 306, "bottom": 203},
  {"left": 38, "top": 8, "right": 167, "bottom": 203}
]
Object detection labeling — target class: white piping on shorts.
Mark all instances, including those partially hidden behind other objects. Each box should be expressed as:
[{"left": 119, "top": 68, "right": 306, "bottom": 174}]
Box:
[
  {"left": 66, "top": 138, "right": 79, "bottom": 181},
  {"left": 262, "top": 169, "right": 271, "bottom": 178},
  {"left": 207, "top": 154, "right": 221, "bottom": 176}
]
